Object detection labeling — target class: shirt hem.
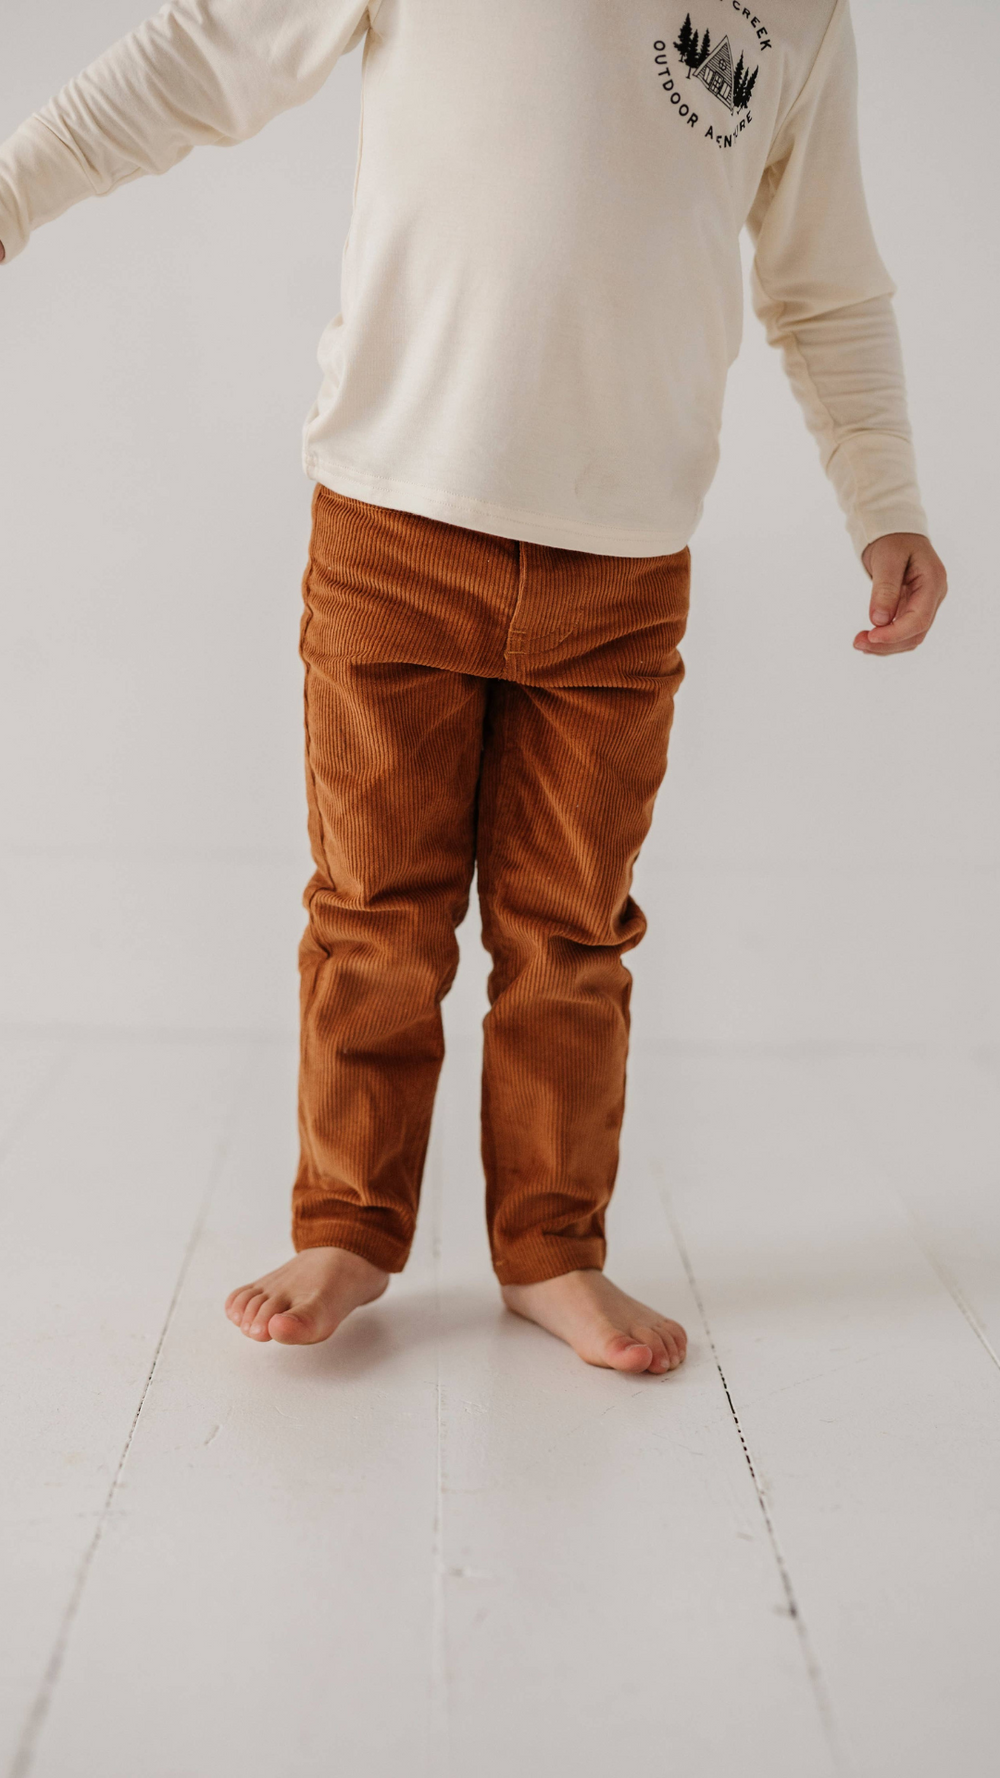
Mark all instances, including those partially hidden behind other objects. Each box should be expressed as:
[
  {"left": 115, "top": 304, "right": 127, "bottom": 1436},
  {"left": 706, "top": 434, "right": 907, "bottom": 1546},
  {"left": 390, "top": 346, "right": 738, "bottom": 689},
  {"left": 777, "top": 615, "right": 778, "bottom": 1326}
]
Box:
[{"left": 303, "top": 452, "right": 693, "bottom": 559}]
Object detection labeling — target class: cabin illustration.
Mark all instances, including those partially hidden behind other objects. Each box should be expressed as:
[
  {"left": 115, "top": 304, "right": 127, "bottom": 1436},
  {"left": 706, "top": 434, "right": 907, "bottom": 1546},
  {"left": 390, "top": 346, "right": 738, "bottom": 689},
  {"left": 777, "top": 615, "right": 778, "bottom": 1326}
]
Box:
[{"left": 695, "top": 36, "right": 735, "bottom": 112}]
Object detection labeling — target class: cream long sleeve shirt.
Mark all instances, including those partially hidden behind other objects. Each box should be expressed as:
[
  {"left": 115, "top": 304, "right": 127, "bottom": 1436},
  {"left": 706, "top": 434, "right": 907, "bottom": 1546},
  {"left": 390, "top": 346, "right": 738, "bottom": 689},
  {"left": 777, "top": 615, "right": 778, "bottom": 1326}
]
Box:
[{"left": 0, "top": 0, "right": 929, "bottom": 557}]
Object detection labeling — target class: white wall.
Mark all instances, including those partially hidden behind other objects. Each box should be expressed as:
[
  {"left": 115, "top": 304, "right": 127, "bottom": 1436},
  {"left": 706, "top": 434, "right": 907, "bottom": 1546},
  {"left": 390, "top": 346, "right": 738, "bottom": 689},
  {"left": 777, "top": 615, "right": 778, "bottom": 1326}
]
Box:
[{"left": 1, "top": 0, "right": 996, "bottom": 1047}]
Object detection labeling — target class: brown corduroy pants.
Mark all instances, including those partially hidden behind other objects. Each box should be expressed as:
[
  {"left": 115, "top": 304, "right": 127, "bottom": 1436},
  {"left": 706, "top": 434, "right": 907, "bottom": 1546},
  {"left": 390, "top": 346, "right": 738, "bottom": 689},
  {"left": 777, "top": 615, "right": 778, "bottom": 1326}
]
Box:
[{"left": 292, "top": 486, "right": 690, "bottom": 1286}]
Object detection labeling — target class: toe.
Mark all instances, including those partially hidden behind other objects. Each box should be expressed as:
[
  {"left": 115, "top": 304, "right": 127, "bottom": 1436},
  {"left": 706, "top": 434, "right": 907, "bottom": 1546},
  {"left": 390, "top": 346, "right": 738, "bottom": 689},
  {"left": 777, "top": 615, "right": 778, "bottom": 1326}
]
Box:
[
  {"left": 226, "top": 1286, "right": 258, "bottom": 1324},
  {"left": 635, "top": 1327, "right": 672, "bottom": 1375},
  {"left": 602, "top": 1331, "right": 655, "bottom": 1373},
  {"left": 248, "top": 1293, "right": 287, "bottom": 1341},
  {"left": 238, "top": 1291, "right": 268, "bottom": 1336},
  {"left": 268, "top": 1306, "right": 325, "bottom": 1346},
  {"left": 658, "top": 1319, "right": 688, "bottom": 1368}
]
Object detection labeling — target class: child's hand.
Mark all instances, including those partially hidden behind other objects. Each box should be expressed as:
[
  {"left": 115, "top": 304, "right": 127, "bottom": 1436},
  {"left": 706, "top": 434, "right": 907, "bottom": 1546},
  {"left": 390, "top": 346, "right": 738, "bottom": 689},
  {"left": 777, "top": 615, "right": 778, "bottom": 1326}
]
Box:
[{"left": 854, "top": 533, "right": 948, "bottom": 656}]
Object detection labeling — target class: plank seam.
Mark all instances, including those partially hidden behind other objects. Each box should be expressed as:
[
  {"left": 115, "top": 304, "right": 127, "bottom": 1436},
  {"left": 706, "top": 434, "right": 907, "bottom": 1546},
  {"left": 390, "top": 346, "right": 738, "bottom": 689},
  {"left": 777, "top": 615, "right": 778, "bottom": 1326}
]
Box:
[
  {"left": 655, "top": 1184, "right": 854, "bottom": 1778},
  {"left": 897, "top": 1204, "right": 1000, "bottom": 1376}
]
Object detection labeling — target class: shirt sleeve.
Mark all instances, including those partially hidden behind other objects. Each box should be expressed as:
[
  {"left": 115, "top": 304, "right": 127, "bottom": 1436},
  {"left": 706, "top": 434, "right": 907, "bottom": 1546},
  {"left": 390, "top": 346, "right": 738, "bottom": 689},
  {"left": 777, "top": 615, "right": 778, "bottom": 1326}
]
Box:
[
  {"left": 0, "top": 0, "right": 372, "bottom": 264},
  {"left": 746, "top": 0, "right": 929, "bottom": 558}
]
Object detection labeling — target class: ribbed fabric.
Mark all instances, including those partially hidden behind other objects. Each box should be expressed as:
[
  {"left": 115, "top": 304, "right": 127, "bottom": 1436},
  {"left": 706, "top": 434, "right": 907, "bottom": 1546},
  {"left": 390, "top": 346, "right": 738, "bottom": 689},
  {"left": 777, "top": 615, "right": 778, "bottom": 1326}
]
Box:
[{"left": 292, "top": 486, "right": 690, "bottom": 1285}]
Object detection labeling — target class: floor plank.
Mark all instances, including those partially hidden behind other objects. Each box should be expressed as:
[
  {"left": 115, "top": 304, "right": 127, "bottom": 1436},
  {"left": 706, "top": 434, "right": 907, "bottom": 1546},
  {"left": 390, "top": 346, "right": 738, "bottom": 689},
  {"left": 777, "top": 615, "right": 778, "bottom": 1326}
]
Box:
[
  {"left": 826, "top": 1052, "right": 1000, "bottom": 1371},
  {"left": 10, "top": 1033, "right": 1000, "bottom": 1776},
  {"left": 27, "top": 1041, "right": 441, "bottom": 1778},
  {"left": 1, "top": 1037, "right": 249, "bottom": 1777},
  {"left": 0, "top": 1034, "right": 70, "bottom": 1158},
  {"left": 429, "top": 1037, "right": 841, "bottom": 1778},
  {"left": 21, "top": 1033, "right": 842, "bottom": 1778},
  {"left": 636, "top": 1048, "right": 1000, "bottom": 1778}
]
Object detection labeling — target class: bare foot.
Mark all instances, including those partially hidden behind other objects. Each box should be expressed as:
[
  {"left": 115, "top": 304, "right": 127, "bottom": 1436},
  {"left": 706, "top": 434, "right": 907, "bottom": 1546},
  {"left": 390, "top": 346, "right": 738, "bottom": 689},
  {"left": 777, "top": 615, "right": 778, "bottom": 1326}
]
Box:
[
  {"left": 225, "top": 1247, "right": 389, "bottom": 1345},
  {"left": 501, "top": 1269, "right": 687, "bottom": 1375}
]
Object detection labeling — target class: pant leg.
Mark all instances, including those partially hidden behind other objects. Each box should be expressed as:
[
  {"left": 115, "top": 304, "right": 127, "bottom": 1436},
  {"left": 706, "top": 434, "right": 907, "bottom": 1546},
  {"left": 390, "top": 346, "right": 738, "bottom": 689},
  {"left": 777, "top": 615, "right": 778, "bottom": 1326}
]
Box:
[
  {"left": 477, "top": 547, "right": 690, "bottom": 1286},
  {"left": 291, "top": 484, "right": 519, "bottom": 1270},
  {"left": 293, "top": 644, "right": 488, "bottom": 1270}
]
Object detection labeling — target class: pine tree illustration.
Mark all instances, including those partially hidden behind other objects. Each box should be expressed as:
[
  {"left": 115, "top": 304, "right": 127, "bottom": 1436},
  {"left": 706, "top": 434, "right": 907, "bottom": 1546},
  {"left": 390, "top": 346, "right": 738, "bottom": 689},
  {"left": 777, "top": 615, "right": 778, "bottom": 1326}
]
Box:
[
  {"left": 675, "top": 15, "right": 714, "bottom": 79},
  {"left": 673, "top": 14, "right": 695, "bottom": 67},
  {"left": 733, "top": 53, "right": 759, "bottom": 111},
  {"left": 675, "top": 15, "right": 713, "bottom": 77}
]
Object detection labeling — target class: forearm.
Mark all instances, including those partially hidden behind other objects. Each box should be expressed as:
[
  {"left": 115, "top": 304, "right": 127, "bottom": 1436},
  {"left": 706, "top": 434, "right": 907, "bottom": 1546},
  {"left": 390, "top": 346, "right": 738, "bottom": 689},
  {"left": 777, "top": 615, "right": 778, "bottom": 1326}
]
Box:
[
  {"left": 755, "top": 289, "right": 929, "bottom": 556},
  {"left": 0, "top": 0, "right": 370, "bottom": 263}
]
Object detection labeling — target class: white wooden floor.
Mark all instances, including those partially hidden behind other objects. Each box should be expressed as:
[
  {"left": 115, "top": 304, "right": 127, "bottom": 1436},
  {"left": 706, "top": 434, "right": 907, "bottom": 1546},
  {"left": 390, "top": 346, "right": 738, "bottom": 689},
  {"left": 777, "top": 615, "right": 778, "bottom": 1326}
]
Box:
[{"left": 3, "top": 1015, "right": 1000, "bottom": 1778}]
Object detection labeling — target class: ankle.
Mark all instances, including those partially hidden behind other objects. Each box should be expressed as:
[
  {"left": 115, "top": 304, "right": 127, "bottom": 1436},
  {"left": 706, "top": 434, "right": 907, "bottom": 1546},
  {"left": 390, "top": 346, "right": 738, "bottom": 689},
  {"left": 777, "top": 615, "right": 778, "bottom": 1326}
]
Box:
[{"left": 296, "top": 1243, "right": 389, "bottom": 1278}]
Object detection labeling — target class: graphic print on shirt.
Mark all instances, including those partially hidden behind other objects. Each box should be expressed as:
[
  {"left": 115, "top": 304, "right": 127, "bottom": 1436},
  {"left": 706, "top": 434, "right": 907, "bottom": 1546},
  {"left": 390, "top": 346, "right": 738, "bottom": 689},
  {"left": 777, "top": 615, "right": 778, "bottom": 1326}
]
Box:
[{"left": 653, "top": 4, "right": 772, "bottom": 151}]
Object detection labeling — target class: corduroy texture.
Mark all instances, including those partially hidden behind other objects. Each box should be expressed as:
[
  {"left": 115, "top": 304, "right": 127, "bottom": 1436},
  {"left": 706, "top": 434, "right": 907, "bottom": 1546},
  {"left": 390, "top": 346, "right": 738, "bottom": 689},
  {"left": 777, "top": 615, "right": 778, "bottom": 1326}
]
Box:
[{"left": 292, "top": 486, "right": 690, "bottom": 1285}]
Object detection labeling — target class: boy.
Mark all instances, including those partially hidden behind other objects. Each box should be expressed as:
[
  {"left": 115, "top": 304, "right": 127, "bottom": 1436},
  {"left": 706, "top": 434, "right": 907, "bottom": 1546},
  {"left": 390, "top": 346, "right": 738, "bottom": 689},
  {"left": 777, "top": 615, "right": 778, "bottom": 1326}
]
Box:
[{"left": 0, "top": 0, "right": 947, "bottom": 1376}]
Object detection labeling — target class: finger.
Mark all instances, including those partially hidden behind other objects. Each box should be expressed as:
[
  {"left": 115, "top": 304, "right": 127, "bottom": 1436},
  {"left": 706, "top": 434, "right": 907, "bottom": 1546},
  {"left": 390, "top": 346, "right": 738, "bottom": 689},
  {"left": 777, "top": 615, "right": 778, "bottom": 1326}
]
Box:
[
  {"left": 869, "top": 583, "right": 904, "bottom": 629},
  {"left": 854, "top": 628, "right": 929, "bottom": 655},
  {"left": 867, "top": 553, "right": 910, "bottom": 628},
  {"left": 855, "top": 619, "right": 930, "bottom": 649},
  {"left": 864, "top": 613, "right": 930, "bottom": 647},
  {"left": 863, "top": 585, "right": 939, "bottom": 645}
]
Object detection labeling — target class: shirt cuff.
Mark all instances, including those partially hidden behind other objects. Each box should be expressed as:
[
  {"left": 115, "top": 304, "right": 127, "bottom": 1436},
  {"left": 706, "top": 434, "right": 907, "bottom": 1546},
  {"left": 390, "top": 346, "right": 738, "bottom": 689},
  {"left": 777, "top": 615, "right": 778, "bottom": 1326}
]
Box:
[
  {"left": 0, "top": 114, "right": 98, "bottom": 264},
  {"left": 827, "top": 430, "right": 931, "bottom": 559}
]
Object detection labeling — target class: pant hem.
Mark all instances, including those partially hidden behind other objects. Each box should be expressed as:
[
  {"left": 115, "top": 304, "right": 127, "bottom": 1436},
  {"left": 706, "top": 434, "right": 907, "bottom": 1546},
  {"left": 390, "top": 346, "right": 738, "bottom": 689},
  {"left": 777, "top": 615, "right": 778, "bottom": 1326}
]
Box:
[
  {"left": 491, "top": 1235, "right": 607, "bottom": 1287},
  {"left": 292, "top": 1216, "right": 411, "bottom": 1274}
]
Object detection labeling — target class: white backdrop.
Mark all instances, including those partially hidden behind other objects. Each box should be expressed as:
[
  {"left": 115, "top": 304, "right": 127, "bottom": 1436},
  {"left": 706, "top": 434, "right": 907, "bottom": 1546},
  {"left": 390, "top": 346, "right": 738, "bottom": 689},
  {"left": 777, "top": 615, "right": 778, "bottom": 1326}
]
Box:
[{"left": 1, "top": 0, "right": 996, "bottom": 1049}]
